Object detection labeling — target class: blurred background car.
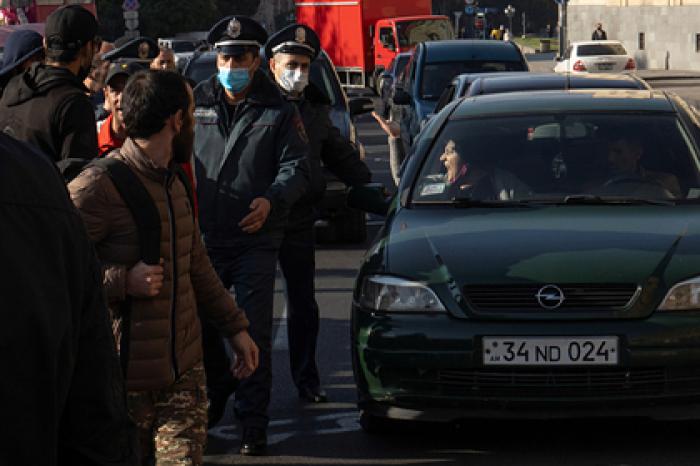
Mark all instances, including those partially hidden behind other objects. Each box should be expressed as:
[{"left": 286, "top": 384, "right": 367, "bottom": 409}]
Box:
[
  {"left": 390, "top": 39, "right": 529, "bottom": 147},
  {"left": 183, "top": 49, "right": 374, "bottom": 243},
  {"left": 377, "top": 52, "right": 411, "bottom": 118},
  {"left": 554, "top": 40, "right": 636, "bottom": 73}
]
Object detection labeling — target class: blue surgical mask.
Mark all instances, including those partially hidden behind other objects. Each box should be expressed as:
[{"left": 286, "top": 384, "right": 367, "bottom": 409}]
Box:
[{"left": 217, "top": 66, "right": 251, "bottom": 93}]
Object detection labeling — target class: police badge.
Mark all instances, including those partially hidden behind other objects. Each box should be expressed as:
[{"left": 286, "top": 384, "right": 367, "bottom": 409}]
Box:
[
  {"left": 295, "top": 27, "right": 306, "bottom": 44},
  {"left": 227, "top": 18, "right": 242, "bottom": 39}
]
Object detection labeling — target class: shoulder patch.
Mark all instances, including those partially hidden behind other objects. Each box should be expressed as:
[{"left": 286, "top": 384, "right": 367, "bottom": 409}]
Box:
[
  {"left": 194, "top": 107, "right": 219, "bottom": 125},
  {"left": 292, "top": 113, "right": 309, "bottom": 145}
]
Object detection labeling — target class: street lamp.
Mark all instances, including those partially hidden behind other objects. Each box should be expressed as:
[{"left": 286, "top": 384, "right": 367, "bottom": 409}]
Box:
[{"left": 504, "top": 4, "right": 515, "bottom": 35}]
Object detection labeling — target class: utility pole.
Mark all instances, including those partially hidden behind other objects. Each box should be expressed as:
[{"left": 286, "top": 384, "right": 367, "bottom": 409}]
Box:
[
  {"left": 504, "top": 4, "right": 515, "bottom": 35},
  {"left": 556, "top": 0, "right": 568, "bottom": 58}
]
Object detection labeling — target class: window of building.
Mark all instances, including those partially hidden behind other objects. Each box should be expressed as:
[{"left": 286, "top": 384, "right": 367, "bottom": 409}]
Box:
[{"left": 638, "top": 32, "right": 645, "bottom": 51}]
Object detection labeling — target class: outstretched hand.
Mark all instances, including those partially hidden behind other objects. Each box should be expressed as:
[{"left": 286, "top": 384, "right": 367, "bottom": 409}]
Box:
[{"left": 371, "top": 111, "right": 401, "bottom": 138}]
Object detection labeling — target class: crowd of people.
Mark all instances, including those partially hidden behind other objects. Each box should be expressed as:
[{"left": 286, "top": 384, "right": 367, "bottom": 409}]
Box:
[{"left": 1, "top": 4, "right": 372, "bottom": 465}]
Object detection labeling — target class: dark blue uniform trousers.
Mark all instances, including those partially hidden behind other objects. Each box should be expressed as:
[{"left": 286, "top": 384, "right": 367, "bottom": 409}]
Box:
[
  {"left": 278, "top": 223, "right": 321, "bottom": 392},
  {"left": 204, "top": 235, "right": 279, "bottom": 430}
]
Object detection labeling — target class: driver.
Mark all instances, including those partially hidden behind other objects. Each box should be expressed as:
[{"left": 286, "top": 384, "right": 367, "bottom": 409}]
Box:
[
  {"left": 607, "top": 136, "right": 682, "bottom": 197},
  {"left": 438, "top": 138, "right": 530, "bottom": 200}
]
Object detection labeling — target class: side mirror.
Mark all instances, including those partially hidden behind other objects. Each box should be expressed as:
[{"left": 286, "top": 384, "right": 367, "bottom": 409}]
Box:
[
  {"left": 392, "top": 88, "right": 411, "bottom": 106},
  {"left": 347, "top": 183, "right": 390, "bottom": 216},
  {"left": 386, "top": 43, "right": 396, "bottom": 52},
  {"left": 349, "top": 97, "right": 375, "bottom": 117}
]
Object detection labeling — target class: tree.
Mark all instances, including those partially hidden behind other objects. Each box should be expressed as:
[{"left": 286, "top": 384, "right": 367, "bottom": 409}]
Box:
[{"left": 216, "top": 0, "right": 260, "bottom": 16}]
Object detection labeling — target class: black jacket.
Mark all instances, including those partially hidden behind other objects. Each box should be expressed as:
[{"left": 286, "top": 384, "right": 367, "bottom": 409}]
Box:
[
  {"left": 0, "top": 62, "right": 98, "bottom": 161},
  {"left": 286, "top": 83, "right": 371, "bottom": 228},
  {"left": 193, "top": 70, "right": 309, "bottom": 241},
  {"left": 0, "top": 133, "right": 136, "bottom": 465}
]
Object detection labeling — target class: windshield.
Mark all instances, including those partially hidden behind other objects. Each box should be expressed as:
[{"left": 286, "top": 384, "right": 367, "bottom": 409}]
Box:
[
  {"left": 577, "top": 44, "right": 627, "bottom": 56},
  {"left": 396, "top": 19, "right": 454, "bottom": 47},
  {"left": 170, "top": 42, "right": 196, "bottom": 53},
  {"left": 412, "top": 114, "right": 700, "bottom": 205},
  {"left": 421, "top": 61, "right": 526, "bottom": 99},
  {"left": 186, "top": 55, "right": 216, "bottom": 84}
]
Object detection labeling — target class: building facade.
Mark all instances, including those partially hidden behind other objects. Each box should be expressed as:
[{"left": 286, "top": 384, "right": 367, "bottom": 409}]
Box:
[{"left": 568, "top": 0, "right": 700, "bottom": 70}]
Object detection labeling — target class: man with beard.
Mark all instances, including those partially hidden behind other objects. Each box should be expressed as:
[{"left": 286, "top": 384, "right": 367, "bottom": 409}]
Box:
[
  {"left": 69, "top": 70, "right": 259, "bottom": 465},
  {"left": 265, "top": 24, "right": 371, "bottom": 404},
  {"left": 0, "top": 5, "right": 100, "bottom": 161}
]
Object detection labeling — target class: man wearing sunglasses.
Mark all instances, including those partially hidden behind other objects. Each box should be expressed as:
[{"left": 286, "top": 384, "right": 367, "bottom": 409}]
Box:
[{"left": 0, "top": 5, "right": 101, "bottom": 162}]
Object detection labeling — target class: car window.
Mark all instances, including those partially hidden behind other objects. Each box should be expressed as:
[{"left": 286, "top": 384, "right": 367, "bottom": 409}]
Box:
[
  {"left": 379, "top": 27, "right": 396, "bottom": 49},
  {"left": 577, "top": 44, "right": 627, "bottom": 56},
  {"left": 395, "top": 19, "right": 454, "bottom": 47},
  {"left": 411, "top": 113, "right": 700, "bottom": 204},
  {"left": 420, "top": 61, "right": 527, "bottom": 99},
  {"left": 395, "top": 55, "right": 410, "bottom": 76},
  {"left": 434, "top": 84, "right": 456, "bottom": 114},
  {"left": 185, "top": 54, "right": 216, "bottom": 85}
]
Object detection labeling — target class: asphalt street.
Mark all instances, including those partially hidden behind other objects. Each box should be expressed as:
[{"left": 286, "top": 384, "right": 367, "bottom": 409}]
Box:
[{"left": 203, "top": 55, "right": 700, "bottom": 465}]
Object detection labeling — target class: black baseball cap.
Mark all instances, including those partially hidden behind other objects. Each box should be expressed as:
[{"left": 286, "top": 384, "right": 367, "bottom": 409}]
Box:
[
  {"left": 105, "top": 60, "right": 143, "bottom": 86},
  {"left": 44, "top": 5, "right": 98, "bottom": 54}
]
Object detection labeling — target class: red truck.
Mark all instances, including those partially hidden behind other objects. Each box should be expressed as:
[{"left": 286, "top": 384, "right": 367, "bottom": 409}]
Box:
[{"left": 295, "top": 0, "right": 453, "bottom": 91}]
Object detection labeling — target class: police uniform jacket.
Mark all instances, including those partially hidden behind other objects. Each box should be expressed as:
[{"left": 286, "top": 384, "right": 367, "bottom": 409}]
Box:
[
  {"left": 193, "top": 70, "right": 310, "bottom": 241},
  {"left": 288, "top": 83, "right": 371, "bottom": 226}
]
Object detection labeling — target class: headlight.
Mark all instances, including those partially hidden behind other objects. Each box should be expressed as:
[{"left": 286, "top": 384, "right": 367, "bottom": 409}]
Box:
[
  {"left": 359, "top": 275, "right": 446, "bottom": 313},
  {"left": 658, "top": 277, "right": 700, "bottom": 311}
]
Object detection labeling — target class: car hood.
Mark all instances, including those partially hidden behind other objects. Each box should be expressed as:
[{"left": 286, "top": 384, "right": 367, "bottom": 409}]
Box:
[{"left": 385, "top": 206, "right": 700, "bottom": 288}]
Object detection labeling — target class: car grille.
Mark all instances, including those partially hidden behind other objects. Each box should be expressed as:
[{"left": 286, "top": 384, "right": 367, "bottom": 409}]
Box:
[
  {"left": 427, "top": 368, "right": 700, "bottom": 398},
  {"left": 463, "top": 284, "right": 638, "bottom": 311}
]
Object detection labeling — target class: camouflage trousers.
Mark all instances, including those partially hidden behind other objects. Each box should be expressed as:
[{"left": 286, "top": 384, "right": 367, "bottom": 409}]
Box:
[{"left": 127, "top": 363, "right": 208, "bottom": 466}]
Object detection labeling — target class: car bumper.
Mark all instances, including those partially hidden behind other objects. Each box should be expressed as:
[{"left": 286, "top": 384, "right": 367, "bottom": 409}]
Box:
[{"left": 353, "top": 308, "right": 700, "bottom": 421}]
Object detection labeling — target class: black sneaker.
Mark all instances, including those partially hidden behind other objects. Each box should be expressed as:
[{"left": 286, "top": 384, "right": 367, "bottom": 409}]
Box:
[
  {"left": 239, "top": 426, "right": 267, "bottom": 456},
  {"left": 298, "top": 386, "right": 328, "bottom": 403}
]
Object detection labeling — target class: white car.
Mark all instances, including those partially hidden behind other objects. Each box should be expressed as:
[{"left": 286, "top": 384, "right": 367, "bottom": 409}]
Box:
[{"left": 554, "top": 40, "right": 636, "bottom": 73}]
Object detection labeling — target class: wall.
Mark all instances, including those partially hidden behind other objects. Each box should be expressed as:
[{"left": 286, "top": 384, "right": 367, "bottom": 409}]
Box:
[{"left": 567, "top": 2, "right": 700, "bottom": 69}]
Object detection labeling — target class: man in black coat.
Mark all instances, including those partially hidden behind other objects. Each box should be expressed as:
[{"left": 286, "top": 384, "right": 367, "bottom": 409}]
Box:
[
  {"left": 0, "top": 132, "right": 137, "bottom": 465},
  {"left": 0, "top": 5, "right": 100, "bottom": 161},
  {"left": 265, "top": 24, "right": 372, "bottom": 403},
  {"left": 193, "top": 16, "right": 309, "bottom": 456}
]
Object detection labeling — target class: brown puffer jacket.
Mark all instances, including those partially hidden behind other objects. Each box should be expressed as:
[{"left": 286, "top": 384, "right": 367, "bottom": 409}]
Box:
[{"left": 69, "top": 138, "right": 248, "bottom": 391}]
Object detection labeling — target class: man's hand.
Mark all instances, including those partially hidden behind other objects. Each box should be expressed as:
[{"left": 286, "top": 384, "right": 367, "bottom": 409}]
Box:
[
  {"left": 372, "top": 111, "right": 401, "bottom": 138},
  {"left": 229, "top": 331, "right": 259, "bottom": 379},
  {"left": 126, "top": 259, "right": 164, "bottom": 297},
  {"left": 238, "top": 197, "right": 271, "bottom": 233}
]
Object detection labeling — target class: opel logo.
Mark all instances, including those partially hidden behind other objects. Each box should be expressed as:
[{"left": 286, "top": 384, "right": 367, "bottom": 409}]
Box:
[{"left": 536, "top": 285, "right": 565, "bottom": 309}]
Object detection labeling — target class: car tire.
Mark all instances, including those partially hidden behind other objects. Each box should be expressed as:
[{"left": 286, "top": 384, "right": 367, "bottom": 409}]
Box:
[{"left": 359, "top": 410, "right": 391, "bottom": 434}]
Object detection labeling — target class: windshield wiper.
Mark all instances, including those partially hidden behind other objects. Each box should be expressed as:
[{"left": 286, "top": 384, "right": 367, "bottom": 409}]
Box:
[
  {"left": 559, "top": 195, "right": 674, "bottom": 206},
  {"left": 450, "top": 198, "right": 534, "bottom": 208}
]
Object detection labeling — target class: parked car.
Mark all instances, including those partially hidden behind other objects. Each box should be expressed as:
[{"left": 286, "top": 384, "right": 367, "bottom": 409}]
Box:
[
  {"left": 391, "top": 39, "right": 529, "bottom": 147},
  {"left": 377, "top": 52, "right": 412, "bottom": 118},
  {"left": 183, "top": 50, "right": 374, "bottom": 243},
  {"left": 633, "top": 70, "right": 700, "bottom": 108},
  {"left": 349, "top": 89, "right": 700, "bottom": 431},
  {"left": 554, "top": 40, "right": 636, "bottom": 73}
]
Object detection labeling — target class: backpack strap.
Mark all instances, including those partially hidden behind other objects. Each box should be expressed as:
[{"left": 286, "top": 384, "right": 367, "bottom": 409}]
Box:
[
  {"left": 91, "top": 157, "right": 162, "bottom": 265},
  {"left": 173, "top": 163, "right": 196, "bottom": 221},
  {"left": 90, "top": 157, "right": 162, "bottom": 378}
]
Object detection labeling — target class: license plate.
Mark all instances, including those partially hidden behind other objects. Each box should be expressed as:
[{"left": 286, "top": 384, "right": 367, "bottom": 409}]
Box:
[
  {"left": 597, "top": 63, "right": 614, "bottom": 70},
  {"left": 483, "top": 337, "right": 618, "bottom": 366}
]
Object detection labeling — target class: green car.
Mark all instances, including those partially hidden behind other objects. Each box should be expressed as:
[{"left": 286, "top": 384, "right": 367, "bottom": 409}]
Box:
[{"left": 351, "top": 89, "right": 700, "bottom": 431}]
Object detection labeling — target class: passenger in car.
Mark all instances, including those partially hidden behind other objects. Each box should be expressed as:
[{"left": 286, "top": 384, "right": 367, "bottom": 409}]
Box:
[{"left": 606, "top": 135, "right": 682, "bottom": 197}]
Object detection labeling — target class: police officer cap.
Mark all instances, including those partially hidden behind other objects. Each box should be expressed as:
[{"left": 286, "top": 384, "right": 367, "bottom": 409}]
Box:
[
  {"left": 207, "top": 16, "right": 268, "bottom": 56},
  {"left": 265, "top": 24, "right": 319, "bottom": 61},
  {"left": 102, "top": 37, "right": 158, "bottom": 61}
]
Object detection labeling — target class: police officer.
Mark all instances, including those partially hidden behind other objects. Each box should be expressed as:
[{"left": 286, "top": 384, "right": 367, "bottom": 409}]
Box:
[
  {"left": 193, "top": 16, "right": 309, "bottom": 456},
  {"left": 265, "top": 24, "right": 371, "bottom": 403}
]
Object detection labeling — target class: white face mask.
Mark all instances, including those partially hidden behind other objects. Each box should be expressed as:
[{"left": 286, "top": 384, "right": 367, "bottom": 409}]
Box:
[{"left": 278, "top": 68, "right": 309, "bottom": 94}]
